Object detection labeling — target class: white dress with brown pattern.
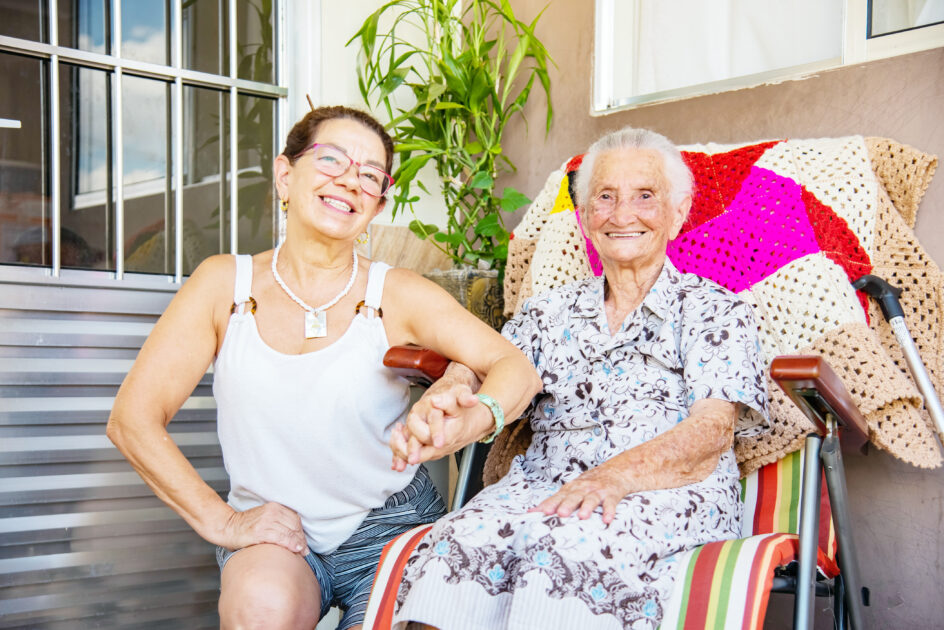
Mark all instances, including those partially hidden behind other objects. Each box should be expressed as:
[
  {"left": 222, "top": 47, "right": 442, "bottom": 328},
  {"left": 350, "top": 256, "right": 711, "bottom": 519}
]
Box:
[{"left": 393, "top": 260, "right": 770, "bottom": 630}]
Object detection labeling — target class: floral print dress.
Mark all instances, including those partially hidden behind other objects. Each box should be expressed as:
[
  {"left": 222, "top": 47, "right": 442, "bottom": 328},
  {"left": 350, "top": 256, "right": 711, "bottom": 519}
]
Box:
[{"left": 393, "top": 261, "right": 769, "bottom": 630}]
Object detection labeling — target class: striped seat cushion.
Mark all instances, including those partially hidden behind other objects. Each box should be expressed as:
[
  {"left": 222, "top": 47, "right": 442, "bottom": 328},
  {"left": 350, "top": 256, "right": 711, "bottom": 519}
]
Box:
[
  {"left": 364, "top": 450, "right": 836, "bottom": 629},
  {"left": 740, "top": 449, "right": 838, "bottom": 575},
  {"left": 363, "top": 524, "right": 433, "bottom": 630},
  {"left": 659, "top": 533, "right": 798, "bottom": 630}
]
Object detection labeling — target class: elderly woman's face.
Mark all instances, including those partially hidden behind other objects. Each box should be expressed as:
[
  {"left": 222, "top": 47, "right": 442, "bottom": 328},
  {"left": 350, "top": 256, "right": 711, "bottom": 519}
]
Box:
[{"left": 583, "top": 148, "right": 688, "bottom": 271}]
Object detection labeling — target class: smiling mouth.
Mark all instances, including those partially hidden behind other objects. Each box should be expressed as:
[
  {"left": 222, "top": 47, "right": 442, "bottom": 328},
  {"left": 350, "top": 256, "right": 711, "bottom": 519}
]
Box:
[
  {"left": 606, "top": 231, "right": 644, "bottom": 238},
  {"left": 321, "top": 196, "right": 354, "bottom": 213}
]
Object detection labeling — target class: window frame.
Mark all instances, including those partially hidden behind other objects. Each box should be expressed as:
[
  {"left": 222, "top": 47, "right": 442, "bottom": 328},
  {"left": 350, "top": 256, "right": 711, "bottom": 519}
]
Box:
[
  {"left": 0, "top": 0, "right": 290, "bottom": 282},
  {"left": 592, "top": 0, "right": 944, "bottom": 114}
]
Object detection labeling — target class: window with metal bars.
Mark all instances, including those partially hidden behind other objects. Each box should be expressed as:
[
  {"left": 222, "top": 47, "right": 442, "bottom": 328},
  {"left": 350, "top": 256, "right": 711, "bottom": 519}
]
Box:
[{"left": 0, "top": 0, "right": 286, "bottom": 280}]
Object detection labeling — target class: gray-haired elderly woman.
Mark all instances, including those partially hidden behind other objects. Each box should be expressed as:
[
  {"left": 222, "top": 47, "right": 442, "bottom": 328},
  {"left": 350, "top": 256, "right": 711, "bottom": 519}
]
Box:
[{"left": 388, "top": 126, "right": 770, "bottom": 630}]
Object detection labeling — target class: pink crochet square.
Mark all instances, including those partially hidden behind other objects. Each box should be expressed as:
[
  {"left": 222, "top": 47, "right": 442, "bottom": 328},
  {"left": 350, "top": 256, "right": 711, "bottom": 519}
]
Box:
[{"left": 668, "top": 167, "right": 820, "bottom": 293}]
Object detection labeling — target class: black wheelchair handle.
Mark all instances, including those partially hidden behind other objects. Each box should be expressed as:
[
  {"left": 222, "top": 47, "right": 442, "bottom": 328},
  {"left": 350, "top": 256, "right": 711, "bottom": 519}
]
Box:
[{"left": 852, "top": 274, "right": 905, "bottom": 321}]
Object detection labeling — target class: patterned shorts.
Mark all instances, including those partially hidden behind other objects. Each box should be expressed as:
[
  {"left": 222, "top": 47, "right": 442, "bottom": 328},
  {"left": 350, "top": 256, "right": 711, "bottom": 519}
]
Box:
[{"left": 217, "top": 465, "right": 445, "bottom": 630}]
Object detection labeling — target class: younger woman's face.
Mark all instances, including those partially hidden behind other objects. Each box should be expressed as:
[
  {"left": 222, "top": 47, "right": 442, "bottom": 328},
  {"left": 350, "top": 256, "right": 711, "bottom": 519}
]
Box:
[{"left": 276, "top": 117, "right": 388, "bottom": 242}]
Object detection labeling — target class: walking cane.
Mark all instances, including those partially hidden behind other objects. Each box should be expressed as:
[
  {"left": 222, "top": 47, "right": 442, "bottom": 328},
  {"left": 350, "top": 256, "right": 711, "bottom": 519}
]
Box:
[{"left": 852, "top": 274, "right": 944, "bottom": 440}]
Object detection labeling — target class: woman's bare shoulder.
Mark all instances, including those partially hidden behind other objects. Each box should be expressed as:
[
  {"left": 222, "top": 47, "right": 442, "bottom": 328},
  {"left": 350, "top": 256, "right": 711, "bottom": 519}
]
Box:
[
  {"left": 189, "top": 253, "right": 236, "bottom": 280},
  {"left": 174, "top": 254, "right": 238, "bottom": 310}
]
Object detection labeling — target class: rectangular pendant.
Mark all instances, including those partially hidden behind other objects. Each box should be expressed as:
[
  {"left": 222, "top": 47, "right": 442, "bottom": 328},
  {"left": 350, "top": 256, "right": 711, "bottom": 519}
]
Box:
[{"left": 305, "top": 310, "right": 327, "bottom": 338}]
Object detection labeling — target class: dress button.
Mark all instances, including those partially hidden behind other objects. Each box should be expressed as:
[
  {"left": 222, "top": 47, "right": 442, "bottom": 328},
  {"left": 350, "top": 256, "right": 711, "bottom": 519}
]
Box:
[{"left": 592, "top": 426, "right": 602, "bottom": 436}]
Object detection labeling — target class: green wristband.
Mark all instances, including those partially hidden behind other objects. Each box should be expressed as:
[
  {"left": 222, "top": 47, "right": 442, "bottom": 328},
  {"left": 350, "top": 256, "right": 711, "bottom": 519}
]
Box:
[{"left": 476, "top": 393, "right": 505, "bottom": 444}]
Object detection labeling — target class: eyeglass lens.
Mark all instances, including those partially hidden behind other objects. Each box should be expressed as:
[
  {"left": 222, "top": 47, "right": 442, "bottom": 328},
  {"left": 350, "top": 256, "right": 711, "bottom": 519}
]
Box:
[{"left": 310, "top": 144, "right": 390, "bottom": 196}]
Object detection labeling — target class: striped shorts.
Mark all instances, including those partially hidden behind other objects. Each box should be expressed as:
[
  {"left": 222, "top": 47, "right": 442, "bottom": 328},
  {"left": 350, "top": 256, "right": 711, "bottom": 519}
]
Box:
[{"left": 217, "top": 464, "right": 445, "bottom": 630}]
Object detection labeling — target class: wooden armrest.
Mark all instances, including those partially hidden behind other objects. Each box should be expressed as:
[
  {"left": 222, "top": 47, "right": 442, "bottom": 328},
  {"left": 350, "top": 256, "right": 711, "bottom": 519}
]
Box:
[
  {"left": 770, "top": 355, "right": 870, "bottom": 454},
  {"left": 383, "top": 345, "right": 449, "bottom": 387}
]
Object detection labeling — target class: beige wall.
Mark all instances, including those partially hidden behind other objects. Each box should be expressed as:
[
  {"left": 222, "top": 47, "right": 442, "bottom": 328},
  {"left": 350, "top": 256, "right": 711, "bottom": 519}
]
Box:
[
  {"left": 502, "top": 2, "right": 944, "bottom": 628},
  {"left": 315, "top": 0, "right": 450, "bottom": 231}
]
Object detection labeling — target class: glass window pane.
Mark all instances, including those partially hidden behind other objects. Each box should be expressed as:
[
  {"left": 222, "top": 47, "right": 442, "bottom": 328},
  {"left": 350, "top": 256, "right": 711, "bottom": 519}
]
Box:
[
  {"left": 183, "top": 0, "right": 228, "bottom": 75},
  {"left": 0, "top": 1, "right": 45, "bottom": 42},
  {"left": 121, "top": 0, "right": 169, "bottom": 65},
  {"left": 59, "top": 63, "right": 112, "bottom": 270},
  {"left": 123, "top": 75, "right": 171, "bottom": 274},
  {"left": 236, "top": 0, "right": 274, "bottom": 83},
  {"left": 608, "top": 0, "right": 842, "bottom": 101},
  {"left": 0, "top": 53, "right": 47, "bottom": 266},
  {"left": 870, "top": 0, "right": 944, "bottom": 37},
  {"left": 58, "top": 0, "right": 108, "bottom": 54},
  {"left": 236, "top": 93, "right": 274, "bottom": 255},
  {"left": 181, "top": 85, "right": 228, "bottom": 275}
]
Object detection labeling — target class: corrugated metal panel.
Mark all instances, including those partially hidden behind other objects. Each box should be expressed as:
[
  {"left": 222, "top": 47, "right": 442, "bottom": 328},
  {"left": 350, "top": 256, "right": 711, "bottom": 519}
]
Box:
[{"left": 0, "top": 266, "right": 222, "bottom": 629}]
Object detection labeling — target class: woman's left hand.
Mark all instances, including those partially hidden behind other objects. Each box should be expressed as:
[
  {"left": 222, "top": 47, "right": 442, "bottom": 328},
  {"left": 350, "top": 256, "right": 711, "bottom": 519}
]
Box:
[
  {"left": 390, "top": 383, "right": 492, "bottom": 470},
  {"left": 530, "top": 462, "right": 630, "bottom": 524}
]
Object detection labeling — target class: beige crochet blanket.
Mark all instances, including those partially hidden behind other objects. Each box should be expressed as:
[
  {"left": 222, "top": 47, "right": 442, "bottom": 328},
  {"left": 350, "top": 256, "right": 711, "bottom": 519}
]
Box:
[{"left": 486, "top": 136, "right": 941, "bottom": 482}]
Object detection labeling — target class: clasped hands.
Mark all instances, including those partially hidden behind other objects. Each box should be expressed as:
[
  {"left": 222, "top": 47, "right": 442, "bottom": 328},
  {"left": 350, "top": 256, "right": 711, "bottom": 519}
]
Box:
[
  {"left": 390, "top": 384, "right": 632, "bottom": 524},
  {"left": 389, "top": 383, "right": 488, "bottom": 472}
]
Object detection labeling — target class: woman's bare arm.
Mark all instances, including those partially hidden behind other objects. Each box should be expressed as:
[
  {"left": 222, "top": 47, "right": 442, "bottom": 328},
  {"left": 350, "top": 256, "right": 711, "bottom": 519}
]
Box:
[
  {"left": 532, "top": 398, "right": 737, "bottom": 523},
  {"left": 107, "top": 255, "right": 306, "bottom": 553},
  {"left": 383, "top": 270, "right": 541, "bottom": 467}
]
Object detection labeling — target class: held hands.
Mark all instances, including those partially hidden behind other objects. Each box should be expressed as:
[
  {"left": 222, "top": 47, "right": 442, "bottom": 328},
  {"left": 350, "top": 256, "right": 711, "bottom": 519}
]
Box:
[
  {"left": 530, "top": 462, "right": 631, "bottom": 524},
  {"left": 390, "top": 384, "right": 488, "bottom": 471},
  {"left": 218, "top": 502, "right": 308, "bottom": 555}
]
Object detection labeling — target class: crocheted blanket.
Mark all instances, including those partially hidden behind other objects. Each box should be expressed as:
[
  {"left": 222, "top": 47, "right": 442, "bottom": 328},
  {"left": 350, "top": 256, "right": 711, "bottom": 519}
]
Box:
[{"left": 497, "top": 136, "right": 941, "bottom": 477}]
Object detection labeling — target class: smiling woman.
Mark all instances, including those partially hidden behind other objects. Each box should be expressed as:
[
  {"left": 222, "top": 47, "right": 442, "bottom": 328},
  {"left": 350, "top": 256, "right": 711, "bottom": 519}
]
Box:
[
  {"left": 391, "top": 126, "right": 768, "bottom": 630},
  {"left": 106, "top": 105, "right": 543, "bottom": 630}
]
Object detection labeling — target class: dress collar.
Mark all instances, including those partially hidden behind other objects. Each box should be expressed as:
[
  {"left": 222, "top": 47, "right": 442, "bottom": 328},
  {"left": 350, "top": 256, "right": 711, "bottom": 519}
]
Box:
[{"left": 571, "top": 258, "right": 681, "bottom": 324}]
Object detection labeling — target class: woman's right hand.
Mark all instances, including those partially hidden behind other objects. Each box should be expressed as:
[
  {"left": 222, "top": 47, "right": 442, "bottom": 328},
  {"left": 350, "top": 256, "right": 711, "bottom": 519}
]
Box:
[
  {"left": 390, "top": 381, "right": 490, "bottom": 470},
  {"left": 219, "top": 502, "right": 308, "bottom": 555}
]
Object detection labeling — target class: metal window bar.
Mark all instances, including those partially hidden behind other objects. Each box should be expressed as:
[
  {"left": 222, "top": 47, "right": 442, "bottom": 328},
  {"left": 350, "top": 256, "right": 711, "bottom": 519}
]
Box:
[
  {"left": 276, "top": 0, "right": 288, "bottom": 246},
  {"left": 173, "top": 0, "right": 184, "bottom": 282},
  {"left": 228, "top": 0, "right": 238, "bottom": 255},
  {"left": 48, "top": 0, "right": 61, "bottom": 277},
  {"left": 112, "top": 0, "right": 124, "bottom": 279}
]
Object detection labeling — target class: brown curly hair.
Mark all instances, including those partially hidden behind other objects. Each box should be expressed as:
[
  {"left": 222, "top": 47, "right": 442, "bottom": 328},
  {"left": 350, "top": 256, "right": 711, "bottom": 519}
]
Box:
[{"left": 281, "top": 106, "right": 394, "bottom": 179}]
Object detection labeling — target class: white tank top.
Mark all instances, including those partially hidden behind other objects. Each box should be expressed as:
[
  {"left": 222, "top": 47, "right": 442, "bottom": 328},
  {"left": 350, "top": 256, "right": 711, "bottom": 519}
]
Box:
[{"left": 213, "top": 254, "right": 415, "bottom": 553}]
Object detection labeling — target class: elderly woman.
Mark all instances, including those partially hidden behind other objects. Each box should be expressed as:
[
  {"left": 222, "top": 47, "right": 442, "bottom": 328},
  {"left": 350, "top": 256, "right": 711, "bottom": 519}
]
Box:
[
  {"left": 107, "top": 105, "right": 540, "bottom": 630},
  {"left": 389, "top": 126, "right": 769, "bottom": 630}
]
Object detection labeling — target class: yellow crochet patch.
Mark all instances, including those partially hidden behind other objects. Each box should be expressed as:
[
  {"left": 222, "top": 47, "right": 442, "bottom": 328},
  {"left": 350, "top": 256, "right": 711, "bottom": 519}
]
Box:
[{"left": 549, "top": 174, "right": 575, "bottom": 215}]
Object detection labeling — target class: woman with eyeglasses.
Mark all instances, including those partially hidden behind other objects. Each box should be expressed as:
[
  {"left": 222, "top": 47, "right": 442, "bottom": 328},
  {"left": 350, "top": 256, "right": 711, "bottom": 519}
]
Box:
[{"left": 107, "top": 106, "right": 541, "bottom": 630}]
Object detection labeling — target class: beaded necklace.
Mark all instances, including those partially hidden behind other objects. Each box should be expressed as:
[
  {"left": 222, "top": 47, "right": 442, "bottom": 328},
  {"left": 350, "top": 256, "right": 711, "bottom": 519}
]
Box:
[{"left": 270, "top": 242, "right": 358, "bottom": 338}]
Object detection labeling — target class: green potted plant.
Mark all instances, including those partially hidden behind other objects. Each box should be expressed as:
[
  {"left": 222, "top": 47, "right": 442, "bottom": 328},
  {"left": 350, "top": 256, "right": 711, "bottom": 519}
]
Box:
[{"left": 349, "top": 0, "right": 552, "bottom": 327}]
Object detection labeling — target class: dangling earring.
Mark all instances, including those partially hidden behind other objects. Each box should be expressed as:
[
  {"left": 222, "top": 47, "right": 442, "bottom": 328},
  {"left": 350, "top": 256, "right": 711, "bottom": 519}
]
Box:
[
  {"left": 355, "top": 232, "right": 369, "bottom": 246},
  {"left": 280, "top": 198, "right": 288, "bottom": 213}
]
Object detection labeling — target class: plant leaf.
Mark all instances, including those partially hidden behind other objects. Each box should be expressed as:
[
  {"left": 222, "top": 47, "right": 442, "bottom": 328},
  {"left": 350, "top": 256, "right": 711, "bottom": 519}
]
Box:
[
  {"left": 426, "top": 80, "right": 447, "bottom": 104},
  {"left": 434, "top": 231, "right": 463, "bottom": 247},
  {"left": 395, "top": 154, "right": 434, "bottom": 186},
  {"left": 474, "top": 214, "right": 503, "bottom": 237},
  {"left": 379, "top": 67, "right": 409, "bottom": 98},
  {"left": 408, "top": 220, "right": 439, "bottom": 240},
  {"left": 469, "top": 171, "right": 494, "bottom": 189},
  {"left": 500, "top": 187, "right": 531, "bottom": 212}
]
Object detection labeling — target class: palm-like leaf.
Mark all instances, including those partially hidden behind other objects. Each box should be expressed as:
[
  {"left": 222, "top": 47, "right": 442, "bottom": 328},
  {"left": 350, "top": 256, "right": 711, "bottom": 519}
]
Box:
[{"left": 348, "top": 0, "right": 553, "bottom": 271}]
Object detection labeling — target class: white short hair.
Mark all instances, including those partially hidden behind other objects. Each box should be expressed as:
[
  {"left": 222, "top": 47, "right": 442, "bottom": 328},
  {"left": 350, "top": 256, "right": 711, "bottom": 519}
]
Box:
[{"left": 574, "top": 127, "right": 693, "bottom": 214}]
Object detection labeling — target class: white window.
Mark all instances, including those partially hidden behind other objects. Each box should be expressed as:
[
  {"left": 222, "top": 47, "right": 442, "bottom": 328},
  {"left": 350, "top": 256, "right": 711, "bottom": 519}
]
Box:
[
  {"left": 593, "top": 0, "right": 944, "bottom": 113},
  {"left": 0, "top": 0, "right": 288, "bottom": 280}
]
